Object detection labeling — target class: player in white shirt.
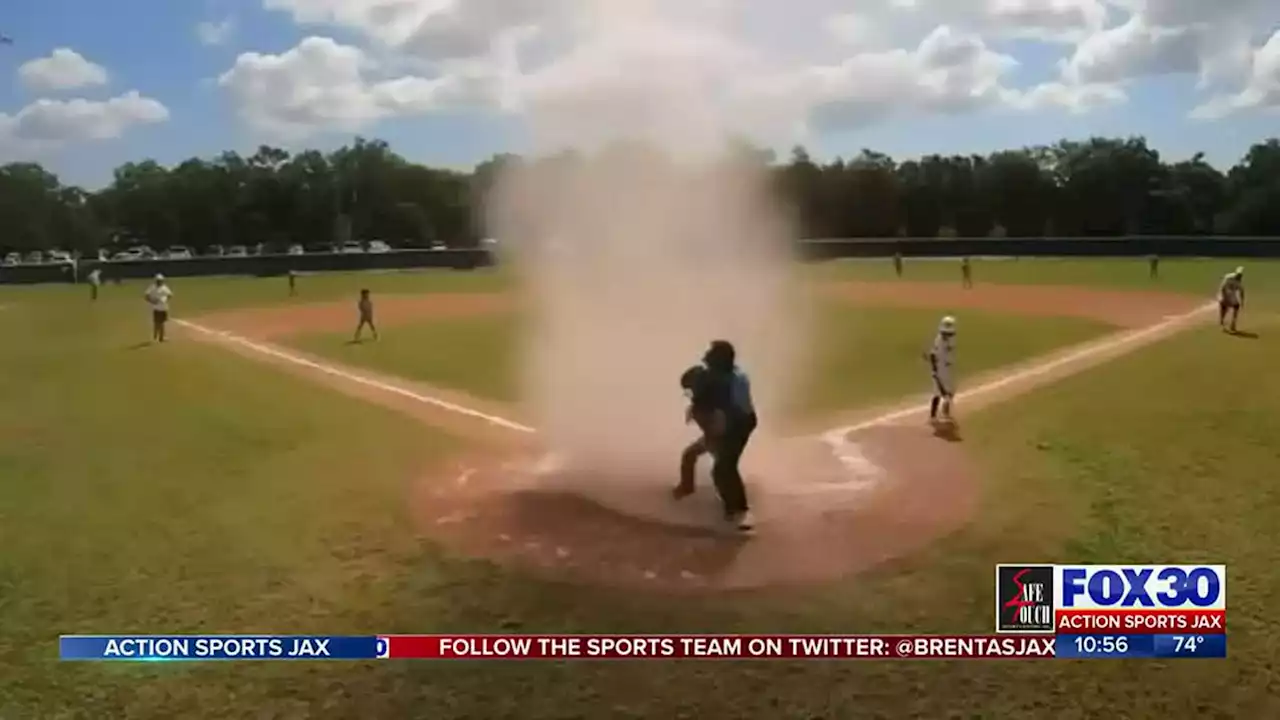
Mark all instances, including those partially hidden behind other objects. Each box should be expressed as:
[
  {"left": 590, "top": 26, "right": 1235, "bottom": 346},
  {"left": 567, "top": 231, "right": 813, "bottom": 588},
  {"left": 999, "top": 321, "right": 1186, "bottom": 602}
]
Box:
[
  {"left": 924, "top": 316, "right": 957, "bottom": 423},
  {"left": 144, "top": 274, "right": 173, "bottom": 342},
  {"left": 1217, "top": 267, "right": 1245, "bottom": 333},
  {"left": 87, "top": 268, "right": 102, "bottom": 301}
]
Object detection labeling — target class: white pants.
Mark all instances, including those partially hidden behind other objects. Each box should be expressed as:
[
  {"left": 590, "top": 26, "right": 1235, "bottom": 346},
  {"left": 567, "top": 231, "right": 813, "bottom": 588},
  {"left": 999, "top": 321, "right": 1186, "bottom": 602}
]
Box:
[{"left": 932, "top": 372, "right": 954, "bottom": 398}]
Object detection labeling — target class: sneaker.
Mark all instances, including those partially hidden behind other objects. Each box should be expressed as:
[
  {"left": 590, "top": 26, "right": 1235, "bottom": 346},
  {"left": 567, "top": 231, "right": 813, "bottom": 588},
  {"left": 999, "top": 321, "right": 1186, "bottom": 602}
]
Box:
[
  {"left": 671, "top": 484, "right": 695, "bottom": 500},
  {"left": 729, "top": 511, "right": 755, "bottom": 532}
]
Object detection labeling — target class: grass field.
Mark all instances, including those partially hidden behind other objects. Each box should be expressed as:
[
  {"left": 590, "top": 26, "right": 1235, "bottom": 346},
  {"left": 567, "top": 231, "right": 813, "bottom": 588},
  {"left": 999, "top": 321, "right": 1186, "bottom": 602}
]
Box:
[
  {"left": 813, "top": 255, "right": 1280, "bottom": 301},
  {"left": 1, "top": 258, "right": 1278, "bottom": 718},
  {"left": 290, "top": 310, "right": 525, "bottom": 403},
  {"left": 287, "top": 301, "right": 1114, "bottom": 419}
]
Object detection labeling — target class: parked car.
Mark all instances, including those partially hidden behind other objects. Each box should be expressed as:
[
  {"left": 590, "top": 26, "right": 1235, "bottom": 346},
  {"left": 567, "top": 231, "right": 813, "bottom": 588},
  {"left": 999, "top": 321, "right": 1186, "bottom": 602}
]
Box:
[
  {"left": 25, "top": 251, "right": 45, "bottom": 264},
  {"left": 339, "top": 241, "right": 364, "bottom": 254},
  {"left": 3, "top": 252, "right": 20, "bottom": 265},
  {"left": 165, "top": 246, "right": 193, "bottom": 260},
  {"left": 288, "top": 244, "right": 305, "bottom": 256},
  {"left": 206, "top": 245, "right": 225, "bottom": 257},
  {"left": 47, "top": 250, "right": 73, "bottom": 263},
  {"left": 226, "top": 245, "right": 248, "bottom": 257},
  {"left": 112, "top": 250, "right": 143, "bottom": 261},
  {"left": 430, "top": 241, "right": 448, "bottom": 251},
  {"left": 367, "top": 240, "right": 391, "bottom": 253},
  {"left": 126, "top": 245, "right": 156, "bottom": 259}
]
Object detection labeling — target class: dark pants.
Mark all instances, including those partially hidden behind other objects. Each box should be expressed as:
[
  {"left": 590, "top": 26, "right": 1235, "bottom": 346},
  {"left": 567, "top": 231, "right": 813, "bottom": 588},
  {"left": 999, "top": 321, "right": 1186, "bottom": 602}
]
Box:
[
  {"left": 679, "top": 431, "right": 717, "bottom": 490},
  {"left": 90, "top": 284, "right": 99, "bottom": 300},
  {"left": 152, "top": 310, "right": 168, "bottom": 341},
  {"left": 677, "top": 412, "right": 716, "bottom": 491},
  {"left": 1220, "top": 300, "right": 1240, "bottom": 328},
  {"left": 712, "top": 412, "right": 756, "bottom": 516}
]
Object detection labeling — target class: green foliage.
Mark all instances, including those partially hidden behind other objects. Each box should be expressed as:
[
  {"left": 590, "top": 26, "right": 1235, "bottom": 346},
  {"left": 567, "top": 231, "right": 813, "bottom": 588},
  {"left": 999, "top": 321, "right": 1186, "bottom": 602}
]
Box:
[{"left": 3, "top": 136, "right": 1280, "bottom": 255}]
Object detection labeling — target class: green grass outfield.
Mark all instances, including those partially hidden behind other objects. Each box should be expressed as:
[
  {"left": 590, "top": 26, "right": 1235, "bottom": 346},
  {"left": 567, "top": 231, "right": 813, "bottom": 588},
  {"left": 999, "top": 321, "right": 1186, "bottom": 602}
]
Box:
[
  {"left": 287, "top": 301, "right": 1113, "bottom": 420},
  {"left": 811, "top": 255, "right": 1280, "bottom": 301},
  {"left": 1, "top": 259, "right": 1278, "bottom": 718}
]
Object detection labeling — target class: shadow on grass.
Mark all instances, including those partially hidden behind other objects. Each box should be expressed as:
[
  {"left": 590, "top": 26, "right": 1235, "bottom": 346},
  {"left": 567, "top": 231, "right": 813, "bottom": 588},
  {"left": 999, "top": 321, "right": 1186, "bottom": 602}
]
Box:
[
  {"left": 1227, "top": 329, "right": 1260, "bottom": 339},
  {"left": 126, "top": 341, "right": 152, "bottom": 350}
]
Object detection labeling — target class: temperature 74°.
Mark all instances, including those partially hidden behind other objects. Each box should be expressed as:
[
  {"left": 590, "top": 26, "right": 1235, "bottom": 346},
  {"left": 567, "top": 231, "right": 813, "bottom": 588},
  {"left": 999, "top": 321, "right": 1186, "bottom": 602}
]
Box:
[{"left": 1173, "top": 636, "right": 1204, "bottom": 653}]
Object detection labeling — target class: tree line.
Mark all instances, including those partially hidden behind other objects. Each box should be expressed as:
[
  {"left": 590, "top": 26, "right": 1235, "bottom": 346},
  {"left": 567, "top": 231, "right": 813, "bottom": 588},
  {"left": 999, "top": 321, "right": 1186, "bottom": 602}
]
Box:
[{"left": 2, "top": 135, "right": 1279, "bottom": 255}]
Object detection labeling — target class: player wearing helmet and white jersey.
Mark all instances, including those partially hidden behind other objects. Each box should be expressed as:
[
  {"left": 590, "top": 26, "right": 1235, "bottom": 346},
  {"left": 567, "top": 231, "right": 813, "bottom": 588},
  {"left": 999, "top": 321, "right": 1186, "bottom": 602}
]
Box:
[
  {"left": 925, "top": 316, "right": 957, "bottom": 423},
  {"left": 1218, "top": 267, "right": 1245, "bottom": 333}
]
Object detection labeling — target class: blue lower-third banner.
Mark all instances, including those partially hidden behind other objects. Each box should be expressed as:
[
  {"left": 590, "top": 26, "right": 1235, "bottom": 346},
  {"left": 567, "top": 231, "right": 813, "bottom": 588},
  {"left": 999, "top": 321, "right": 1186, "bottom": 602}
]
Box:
[
  {"left": 1055, "top": 634, "right": 1226, "bottom": 659},
  {"left": 59, "top": 635, "right": 383, "bottom": 661}
]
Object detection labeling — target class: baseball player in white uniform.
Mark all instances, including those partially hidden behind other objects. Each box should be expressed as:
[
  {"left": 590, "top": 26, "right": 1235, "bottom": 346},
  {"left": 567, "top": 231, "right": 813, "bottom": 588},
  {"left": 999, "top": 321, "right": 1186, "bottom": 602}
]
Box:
[
  {"left": 144, "top": 274, "right": 173, "bottom": 343},
  {"left": 1218, "top": 267, "right": 1245, "bottom": 333},
  {"left": 925, "top": 316, "right": 957, "bottom": 423}
]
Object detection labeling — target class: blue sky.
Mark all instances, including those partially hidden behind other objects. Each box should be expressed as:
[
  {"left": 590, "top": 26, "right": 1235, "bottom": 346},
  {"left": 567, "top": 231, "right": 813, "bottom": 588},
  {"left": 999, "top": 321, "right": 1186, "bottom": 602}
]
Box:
[{"left": 2, "top": 0, "right": 1278, "bottom": 188}]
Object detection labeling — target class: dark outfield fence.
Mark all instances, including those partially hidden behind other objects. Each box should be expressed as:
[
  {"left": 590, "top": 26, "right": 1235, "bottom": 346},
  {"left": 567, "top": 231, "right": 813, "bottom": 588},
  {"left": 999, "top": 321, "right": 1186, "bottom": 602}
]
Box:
[
  {"left": 2, "top": 237, "right": 1279, "bottom": 285},
  {"left": 0, "top": 248, "right": 494, "bottom": 285}
]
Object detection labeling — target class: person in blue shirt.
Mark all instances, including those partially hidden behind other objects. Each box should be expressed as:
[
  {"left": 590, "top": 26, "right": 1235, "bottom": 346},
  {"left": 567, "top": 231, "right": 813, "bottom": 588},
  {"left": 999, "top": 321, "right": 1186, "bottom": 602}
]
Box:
[{"left": 701, "top": 339, "right": 757, "bottom": 532}]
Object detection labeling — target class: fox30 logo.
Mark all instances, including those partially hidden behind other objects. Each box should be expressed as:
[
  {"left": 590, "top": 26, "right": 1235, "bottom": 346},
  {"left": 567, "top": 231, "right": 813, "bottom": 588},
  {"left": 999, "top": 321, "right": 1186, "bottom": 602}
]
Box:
[
  {"left": 996, "top": 565, "right": 1055, "bottom": 633},
  {"left": 1057, "top": 565, "right": 1226, "bottom": 610}
]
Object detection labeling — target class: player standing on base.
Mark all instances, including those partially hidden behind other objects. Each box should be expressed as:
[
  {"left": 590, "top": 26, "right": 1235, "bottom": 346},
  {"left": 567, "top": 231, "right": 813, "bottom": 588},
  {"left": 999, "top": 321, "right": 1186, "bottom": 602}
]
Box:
[
  {"left": 144, "top": 274, "right": 173, "bottom": 343},
  {"left": 924, "top": 316, "right": 957, "bottom": 423},
  {"left": 1218, "top": 267, "right": 1245, "bottom": 333}
]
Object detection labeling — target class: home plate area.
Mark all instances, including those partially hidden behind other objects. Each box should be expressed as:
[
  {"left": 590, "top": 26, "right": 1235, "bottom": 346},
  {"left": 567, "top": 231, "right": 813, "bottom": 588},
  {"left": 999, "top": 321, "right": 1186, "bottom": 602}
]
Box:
[{"left": 412, "top": 424, "right": 977, "bottom": 592}]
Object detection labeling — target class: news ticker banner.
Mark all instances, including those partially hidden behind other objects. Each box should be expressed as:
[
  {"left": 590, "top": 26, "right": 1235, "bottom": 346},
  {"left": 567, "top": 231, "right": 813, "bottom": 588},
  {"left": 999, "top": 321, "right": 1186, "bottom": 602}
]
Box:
[
  {"left": 57, "top": 633, "right": 1226, "bottom": 661},
  {"left": 55, "top": 563, "right": 1231, "bottom": 663}
]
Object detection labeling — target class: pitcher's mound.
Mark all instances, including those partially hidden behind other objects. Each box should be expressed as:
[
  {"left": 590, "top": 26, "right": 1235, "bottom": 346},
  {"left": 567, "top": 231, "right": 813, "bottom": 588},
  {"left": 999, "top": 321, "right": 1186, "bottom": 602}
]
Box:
[{"left": 413, "top": 425, "right": 977, "bottom": 591}]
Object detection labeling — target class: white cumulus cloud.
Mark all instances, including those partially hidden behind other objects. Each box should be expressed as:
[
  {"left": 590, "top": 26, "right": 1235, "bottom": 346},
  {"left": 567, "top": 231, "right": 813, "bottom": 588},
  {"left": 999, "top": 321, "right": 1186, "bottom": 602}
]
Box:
[
  {"left": 224, "top": 0, "right": 1280, "bottom": 142},
  {"left": 18, "top": 48, "right": 109, "bottom": 92},
  {"left": 0, "top": 91, "right": 169, "bottom": 158},
  {"left": 217, "top": 36, "right": 507, "bottom": 139},
  {"left": 1059, "top": 0, "right": 1276, "bottom": 87},
  {"left": 1191, "top": 30, "right": 1280, "bottom": 118}
]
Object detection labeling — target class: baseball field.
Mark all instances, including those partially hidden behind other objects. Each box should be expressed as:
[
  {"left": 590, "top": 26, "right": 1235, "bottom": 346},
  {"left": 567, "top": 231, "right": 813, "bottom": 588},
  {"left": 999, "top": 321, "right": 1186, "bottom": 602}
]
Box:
[{"left": 2, "top": 257, "right": 1278, "bottom": 718}]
